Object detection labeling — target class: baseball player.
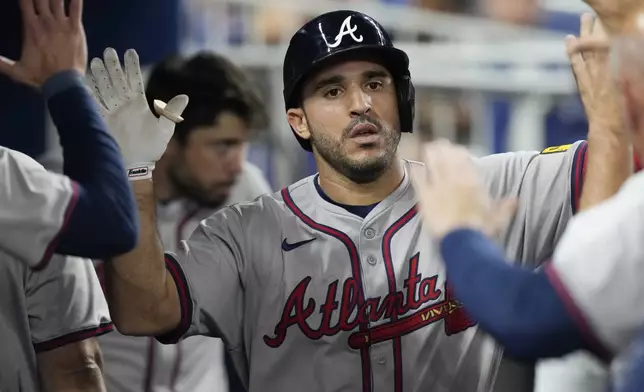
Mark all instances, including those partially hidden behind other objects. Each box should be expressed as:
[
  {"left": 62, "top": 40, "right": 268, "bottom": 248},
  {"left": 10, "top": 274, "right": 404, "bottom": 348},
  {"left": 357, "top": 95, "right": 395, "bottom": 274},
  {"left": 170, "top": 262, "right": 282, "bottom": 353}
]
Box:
[
  {"left": 94, "top": 51, "right": 270, "bottom": 392},
  {"left": 410, "top": 21, "right": 644, "bottom": 392},
  {"left": 90, "top": 10, "right": 620, "bottom": 392},
  {"left": 0, "top": 0, "right": 115, "bottom": 391},
  {"left": 0, "top": 0, "right": 138, "bottom": 269}
]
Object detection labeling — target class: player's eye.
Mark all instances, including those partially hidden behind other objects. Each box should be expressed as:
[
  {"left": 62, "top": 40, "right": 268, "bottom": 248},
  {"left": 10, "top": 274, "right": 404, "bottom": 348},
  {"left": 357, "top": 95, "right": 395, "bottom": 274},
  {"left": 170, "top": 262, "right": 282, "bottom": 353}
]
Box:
[
  {"left": 324, "top": 88, "right": 342, "bottom": 98},
  {"left": 365, "top": 81, "right": 383, "bottom": 91}
]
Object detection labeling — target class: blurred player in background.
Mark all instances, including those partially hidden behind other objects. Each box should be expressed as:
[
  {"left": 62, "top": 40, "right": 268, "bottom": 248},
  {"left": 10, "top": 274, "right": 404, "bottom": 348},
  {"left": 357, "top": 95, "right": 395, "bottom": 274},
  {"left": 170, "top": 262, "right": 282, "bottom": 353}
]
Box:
[
  {"left": 96, "top": 51, "right": 271, "bottom": 392},
  {"left": 0, "top": 0, "right": 129, "bottom": 390}
]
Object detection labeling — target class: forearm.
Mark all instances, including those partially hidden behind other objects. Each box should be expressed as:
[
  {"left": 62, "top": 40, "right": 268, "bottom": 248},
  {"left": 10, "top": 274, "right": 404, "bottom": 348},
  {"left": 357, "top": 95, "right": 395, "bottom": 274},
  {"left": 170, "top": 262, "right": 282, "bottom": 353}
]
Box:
[
  {"left": 44, "top": 71, "right": 137, "bottom": 257},
  {"left": 439, "top": 229, "right": 588, "bottom": 359},
  {"left": 579, "top": 129, "right": 631, "bottom": 211},
  {"left": 38, "top": 339, "right": 105, "bottom": 392},
  {"left": 104, "top": 180, "right": 180, "bottom": 335},
  {"left": 41, "top": 365, "right": 105, "bottom": 392}
]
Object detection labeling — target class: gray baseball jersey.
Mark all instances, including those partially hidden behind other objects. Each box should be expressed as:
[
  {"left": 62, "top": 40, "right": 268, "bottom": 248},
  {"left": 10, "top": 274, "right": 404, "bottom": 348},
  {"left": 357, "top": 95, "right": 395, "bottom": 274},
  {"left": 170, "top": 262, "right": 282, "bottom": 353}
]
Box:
[
  {"left": 98, "top": 161, "right": 272, "bottom": 392},
  {"left": 0, "top": 146, "right": 77, "bottom": 268},
  {"left": 155, "top": 141, "right": 586, "bottom": 392},
  {"left": 0, "top": 250, "right": 111, "bottom": 391}
]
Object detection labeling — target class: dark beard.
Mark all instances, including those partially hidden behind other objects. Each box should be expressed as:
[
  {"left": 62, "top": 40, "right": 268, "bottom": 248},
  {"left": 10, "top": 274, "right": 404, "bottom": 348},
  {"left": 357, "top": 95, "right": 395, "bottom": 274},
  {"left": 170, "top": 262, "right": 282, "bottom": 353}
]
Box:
[
  {"left": 309, "top": 116, "right": 400, "bottom": 184},
  {"left": 168, "top": 167, "right": 229, "bottom": 209}
]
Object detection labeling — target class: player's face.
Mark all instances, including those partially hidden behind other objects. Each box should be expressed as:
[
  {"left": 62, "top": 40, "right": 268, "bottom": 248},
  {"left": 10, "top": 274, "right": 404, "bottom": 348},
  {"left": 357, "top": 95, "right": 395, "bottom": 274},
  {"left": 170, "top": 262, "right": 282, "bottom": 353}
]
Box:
[
  {"left": 292, "top": 60, "right": 401, "bottom": 183},
  {"left": 167, "top": 112, "right": 248, "bottom": 208}
]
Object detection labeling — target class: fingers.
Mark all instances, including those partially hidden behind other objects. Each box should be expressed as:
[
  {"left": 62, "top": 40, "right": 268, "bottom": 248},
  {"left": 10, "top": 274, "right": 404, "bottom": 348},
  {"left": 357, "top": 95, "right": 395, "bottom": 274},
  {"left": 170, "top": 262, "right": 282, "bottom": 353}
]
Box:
[
  {"left": 35, "top": 0, "right": 54, "bottom": 27},
  {"left": 580, "top": 13, "right": 594, "bottom": 38},
  {"left": 419, "top": 142, "right": 442, "bottom": 183},
  {"left": 423, "top": 139, "right": 472, "bottom": 184},
  {"left": 592, "top": 17, "right": 607, "bottom": 39},
  {"left": 157, "top": 95, "right": 189, "bottom": 130},
  {"left": 90, "top": 58, "right": 120, "bottom": 110},
  {"left": 68, "top": 0, "right": 83, "bottom": 28},
  {"left": 0, "top": 56, "right": 17, "bottom": 80},
  {"left": 103, "top": 48, "right": 130, "bottom": 99},
  {"left": 124, "top": 49, "right": 145, "bottom": 96},
  {"left": 566, "top": 35, "right": 591, "bottom": 103},
  {"left": 154, "top": 100, "right": 184, "bottom": 123},
  {"left": 580, "top": 13, "right": 596, "bottom": 61},
  {"left": 85, "top": 73, "right": 109, "bottom": 115},
  {"left": 567, "top": 37, "right": 610, "bottom": 54},
  {"left": 51, "top": 0, "right": 65, "bottom": 20},
  {"left": 20, "top": 0, "right": 43, "bottom": 39}
]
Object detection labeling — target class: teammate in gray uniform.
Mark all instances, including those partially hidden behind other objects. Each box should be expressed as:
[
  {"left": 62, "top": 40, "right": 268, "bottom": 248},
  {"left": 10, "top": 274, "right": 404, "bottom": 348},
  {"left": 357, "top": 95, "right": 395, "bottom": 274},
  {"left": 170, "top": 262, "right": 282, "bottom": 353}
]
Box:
[
  {"left": 93, "top": 10, "right": 609, "bottom": 392},
  {"left": 0, "top": 0, "right": 117, "bottom": 390},
  {"left": 94, "top": 51, "right": 270, "bottom": 392}
]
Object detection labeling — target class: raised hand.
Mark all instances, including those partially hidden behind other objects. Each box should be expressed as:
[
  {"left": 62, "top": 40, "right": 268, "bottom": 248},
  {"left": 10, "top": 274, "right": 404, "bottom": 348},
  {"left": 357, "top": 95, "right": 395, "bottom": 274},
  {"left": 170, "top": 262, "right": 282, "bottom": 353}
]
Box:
[
  {"left": 566, "top": 14, "right": 623, "bottom": 136},
  {"left": 0, "top": 0, "right": 87, "bottom": 87},
  {"left": 411, "top": 140, "right": 517, "bottom": 241},
  {"left": 86, "top": 48, "right": 189, "bottom": 180}
]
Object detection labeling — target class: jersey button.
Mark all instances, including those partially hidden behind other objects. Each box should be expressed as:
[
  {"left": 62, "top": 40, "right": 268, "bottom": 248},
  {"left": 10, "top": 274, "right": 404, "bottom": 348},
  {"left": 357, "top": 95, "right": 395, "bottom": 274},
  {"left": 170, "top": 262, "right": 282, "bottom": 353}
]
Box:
[
  {"left": 364, "top": 228, "right": 376, "bottom": 239},
  {"left": 377, "top": 356, "right": 386, "bottom": 365},
  {"left": 367, "top": 255, "right": 377, "bottom": 265}
]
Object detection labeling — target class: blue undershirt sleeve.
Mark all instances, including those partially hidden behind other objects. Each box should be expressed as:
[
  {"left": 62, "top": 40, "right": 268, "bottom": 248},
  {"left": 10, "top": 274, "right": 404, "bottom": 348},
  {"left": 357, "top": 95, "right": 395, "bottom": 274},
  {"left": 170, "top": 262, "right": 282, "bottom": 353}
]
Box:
[
  {"left": 43, "top": 70, "right": 137, "bottom": 259},
  {"left": 439, "top": 228, "right": 590, "bottom": 359}
]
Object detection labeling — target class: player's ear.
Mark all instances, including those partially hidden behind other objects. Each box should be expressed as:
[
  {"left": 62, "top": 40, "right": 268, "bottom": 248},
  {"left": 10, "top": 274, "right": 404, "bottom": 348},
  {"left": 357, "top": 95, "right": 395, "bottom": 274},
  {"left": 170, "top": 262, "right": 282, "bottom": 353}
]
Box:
[{"left": 287, "top": 108, "right": 311, "bottom": 142}]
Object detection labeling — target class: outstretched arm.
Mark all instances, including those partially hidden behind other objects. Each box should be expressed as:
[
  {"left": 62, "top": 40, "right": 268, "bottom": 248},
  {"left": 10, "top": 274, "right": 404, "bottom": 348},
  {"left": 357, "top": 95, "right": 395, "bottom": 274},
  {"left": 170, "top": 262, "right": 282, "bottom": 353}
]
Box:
[
  {"left": 105, "top": 179, "right": 181, "bottom": 335},
  {"left": 80, "top": 48, "right": 189, "bottom": 335},
  {"left": 0, "top": 0, "right": 137, "bottom": 267},
  {"left": 438, "top": 228, "right": 605, "bottom": 360}
]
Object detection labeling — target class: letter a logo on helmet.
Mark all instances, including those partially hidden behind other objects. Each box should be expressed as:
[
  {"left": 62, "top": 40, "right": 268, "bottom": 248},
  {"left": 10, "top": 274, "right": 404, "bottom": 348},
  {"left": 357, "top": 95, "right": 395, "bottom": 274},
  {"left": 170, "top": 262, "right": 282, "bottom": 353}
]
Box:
[{"left": 326, "top": 16, "right": 364, "bottom": 48}]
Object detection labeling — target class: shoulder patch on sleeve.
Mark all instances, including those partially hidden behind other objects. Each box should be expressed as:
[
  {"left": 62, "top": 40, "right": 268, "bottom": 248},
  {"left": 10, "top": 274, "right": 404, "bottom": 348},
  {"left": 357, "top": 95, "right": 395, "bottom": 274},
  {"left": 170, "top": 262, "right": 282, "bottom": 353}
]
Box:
[{"left": 541, "top": 144, "right": 572, "bottom": 155}]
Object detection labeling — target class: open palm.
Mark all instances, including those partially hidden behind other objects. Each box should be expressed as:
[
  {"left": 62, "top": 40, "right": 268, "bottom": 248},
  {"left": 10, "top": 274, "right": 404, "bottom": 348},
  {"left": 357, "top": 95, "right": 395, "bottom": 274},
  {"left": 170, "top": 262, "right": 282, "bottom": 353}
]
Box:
[
  {"left": 86, "top": 48, "right": 189, "bottom": 171},
  {"left": 0, "top": 0, "right": 87, "bottom": 88}
]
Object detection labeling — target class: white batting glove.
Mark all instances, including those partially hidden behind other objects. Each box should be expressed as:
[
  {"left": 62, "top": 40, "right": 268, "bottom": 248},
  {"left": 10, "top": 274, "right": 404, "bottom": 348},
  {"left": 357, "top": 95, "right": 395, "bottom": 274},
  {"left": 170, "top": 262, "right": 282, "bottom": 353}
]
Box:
[{"left": 86, "top": 48, "right": 189, "bottom": 181}]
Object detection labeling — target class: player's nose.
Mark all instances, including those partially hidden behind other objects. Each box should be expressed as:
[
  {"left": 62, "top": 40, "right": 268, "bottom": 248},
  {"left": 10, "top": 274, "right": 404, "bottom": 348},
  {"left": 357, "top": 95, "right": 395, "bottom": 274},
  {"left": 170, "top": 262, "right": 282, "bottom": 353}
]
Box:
[{"left": 348, "top": 86, "right": 372, "bottom": 117}]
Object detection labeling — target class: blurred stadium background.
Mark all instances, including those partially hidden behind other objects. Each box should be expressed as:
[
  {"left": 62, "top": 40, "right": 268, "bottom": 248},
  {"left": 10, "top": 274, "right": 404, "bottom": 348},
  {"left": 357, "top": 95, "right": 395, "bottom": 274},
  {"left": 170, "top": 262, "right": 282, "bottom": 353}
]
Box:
[{"left": 0, "top": 0, "right": 595, "bottom": 190}]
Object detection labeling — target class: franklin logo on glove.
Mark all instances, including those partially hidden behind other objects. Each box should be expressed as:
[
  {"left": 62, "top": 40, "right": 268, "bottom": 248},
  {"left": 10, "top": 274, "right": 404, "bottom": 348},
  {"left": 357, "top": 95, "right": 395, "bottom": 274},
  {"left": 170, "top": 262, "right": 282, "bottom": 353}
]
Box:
[{"left": 127, "top": 167, "right": 149, "bottom": 178}]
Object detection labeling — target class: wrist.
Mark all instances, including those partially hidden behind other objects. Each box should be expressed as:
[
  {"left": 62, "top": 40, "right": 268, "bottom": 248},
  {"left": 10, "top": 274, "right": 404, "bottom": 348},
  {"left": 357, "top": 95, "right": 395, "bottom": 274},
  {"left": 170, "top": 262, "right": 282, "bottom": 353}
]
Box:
[
  {"left": 587, "top": 126, "right": 630, "bottom": 144},
  {"left": 127, "top": 163, "right": 155, "bottom": 182},
  {"left": 42, "top": 70, "right": 85, "bottom": 100}
]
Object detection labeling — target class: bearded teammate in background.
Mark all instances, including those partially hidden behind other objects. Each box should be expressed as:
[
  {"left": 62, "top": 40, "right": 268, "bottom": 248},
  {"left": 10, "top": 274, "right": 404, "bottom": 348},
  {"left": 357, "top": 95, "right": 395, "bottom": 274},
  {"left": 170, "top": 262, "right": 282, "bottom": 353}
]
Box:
[
  {"left": 0, "top": 0, "right": 127, "bottom": 391},
  {"left": 0, "top": 0, "right": 138, "bottom": 270},
  {"left": 89, "top": 9, "right": 625, "bottom": 392},
  {"left": 94, "top": 51, "right": 270, "bottom": 392}
]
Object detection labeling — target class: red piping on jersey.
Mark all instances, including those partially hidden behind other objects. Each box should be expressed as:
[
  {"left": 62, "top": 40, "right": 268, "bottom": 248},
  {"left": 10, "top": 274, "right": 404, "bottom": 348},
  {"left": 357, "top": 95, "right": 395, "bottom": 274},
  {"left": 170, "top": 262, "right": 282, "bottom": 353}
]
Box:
[
  {"left": 381, "top": 205, "right": 417, "bottom": 392},
  {"left": 34, "top": 181, "right": 80, "bottom": 270},
  {"left": 543, "top": 263, "right": 612, "bottom": 362},
  {"left": 570, "top": 141, "right": 587, "bottom": 214},
  {"left": 281, "top": 188, "right": 372, "bottom": 392},
  {"left": 156, "top": 254, "right": 193, "bottom": 345},
  {"left": 33, "top": 321, "right": 113, "bottom": 353}
]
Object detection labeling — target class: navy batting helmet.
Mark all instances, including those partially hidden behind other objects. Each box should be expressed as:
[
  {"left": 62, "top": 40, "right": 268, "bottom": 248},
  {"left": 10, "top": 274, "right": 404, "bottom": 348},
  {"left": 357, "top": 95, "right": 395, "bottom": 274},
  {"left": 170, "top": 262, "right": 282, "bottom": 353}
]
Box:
[{"left": 283, "top": 10, "right": 415, "bottom": 151}]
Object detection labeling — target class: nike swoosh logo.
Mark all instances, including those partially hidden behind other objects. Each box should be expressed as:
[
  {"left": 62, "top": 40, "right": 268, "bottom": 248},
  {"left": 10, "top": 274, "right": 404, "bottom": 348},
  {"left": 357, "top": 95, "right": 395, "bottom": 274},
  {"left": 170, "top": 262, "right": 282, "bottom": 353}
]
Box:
[{"left": 281, "top": 238, "right": 316, "bottom": 252}]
